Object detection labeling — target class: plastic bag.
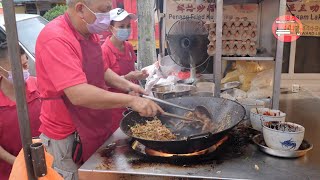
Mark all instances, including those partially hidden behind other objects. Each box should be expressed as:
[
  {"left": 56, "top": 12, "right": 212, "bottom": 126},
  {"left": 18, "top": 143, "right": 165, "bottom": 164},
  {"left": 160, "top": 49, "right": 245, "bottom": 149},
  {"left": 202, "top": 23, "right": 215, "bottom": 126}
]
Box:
[
  {"left": 221, "top": 70, "right": 241, "bottom": 84},
  {"left": 142, "top": 64, "right": 156, "bottom": 80},
  {"left": 247, "top": 69, "right": 274, "bottom": 99},
  {"left": 221, "top": 88, "right": 247, "bottom": 100},
  {"left": 222, "top": 61, "right": 274, "bottom": 91},
  {"left": 249, "top": 69, "right": 274, "bottom": 90},
  {"left": 239, "top": 72, "right": 258, "bottom": 92},
  {"left": 145, "top": 77, "right": 160, "bottom": 96},
  {"left": 257, "top": 62, "right": 274, "bottom": 71},
  {"left": 159, "top": 55, "right": 181, "bottom": 77},
  {"left": 156, "top": 75, "right": 180, "bottom": 86},
  {"left": 236, "top": 61, "right": 260, "bottom": 74},
  {"left": 247, "top": 87, "right": 273, "bottom": 99}
]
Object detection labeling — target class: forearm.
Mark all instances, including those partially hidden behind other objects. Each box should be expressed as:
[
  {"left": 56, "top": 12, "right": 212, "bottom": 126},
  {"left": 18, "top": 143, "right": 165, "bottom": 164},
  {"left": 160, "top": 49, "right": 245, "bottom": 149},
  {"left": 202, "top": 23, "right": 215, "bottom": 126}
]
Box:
[
  {"left": 64, "top": 83, "right": 135, "bottom": 109},
  {"left": 0, "top": 146, "right": 16, "bottom": 165},
  {"left": 104, "top": 69, "right": 132, "bottom": 92},
  {"left": 123, "top": 73, "right": 132, "bottom": 81}
]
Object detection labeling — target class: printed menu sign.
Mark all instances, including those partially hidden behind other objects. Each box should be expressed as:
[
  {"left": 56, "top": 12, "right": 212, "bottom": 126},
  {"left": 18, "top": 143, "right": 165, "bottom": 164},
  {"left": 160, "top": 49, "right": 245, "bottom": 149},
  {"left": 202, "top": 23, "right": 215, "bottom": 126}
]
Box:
[
  {"left": 165, "top": 0, "right": 258, "bottom": 33},
  {"left": 287, "top": 0, "right": 320, "bottom": 36}
]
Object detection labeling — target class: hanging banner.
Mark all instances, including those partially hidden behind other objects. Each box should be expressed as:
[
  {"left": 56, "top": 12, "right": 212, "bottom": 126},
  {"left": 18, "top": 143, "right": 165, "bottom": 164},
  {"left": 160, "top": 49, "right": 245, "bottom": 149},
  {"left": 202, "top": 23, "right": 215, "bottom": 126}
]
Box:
[
  {"left": 165, "top": 0, "right": 216, "bottom": 33},
  {"left": 287, "top": 0, "right": 320, "bottom": 36},
  {"left": 165, "top": 0, "right": 258, "bottom": 33}
]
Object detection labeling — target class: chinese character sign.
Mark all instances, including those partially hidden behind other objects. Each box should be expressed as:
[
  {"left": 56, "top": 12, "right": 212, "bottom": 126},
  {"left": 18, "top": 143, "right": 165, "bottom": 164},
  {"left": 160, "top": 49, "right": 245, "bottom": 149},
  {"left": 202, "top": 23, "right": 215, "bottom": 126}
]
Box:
[
  {"left": 165, "top": 0, "right": 258, "bottom": 33},
  {"left": 287, "top": 1, "right": 320, "bottom": 36}
]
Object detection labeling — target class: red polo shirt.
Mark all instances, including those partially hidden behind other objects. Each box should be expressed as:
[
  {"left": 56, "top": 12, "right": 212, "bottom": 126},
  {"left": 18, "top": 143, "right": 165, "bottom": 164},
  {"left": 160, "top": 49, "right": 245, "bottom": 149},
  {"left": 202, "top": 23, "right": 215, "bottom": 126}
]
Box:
[
  {"left": 101, "top": 37, "right": 136, "bottom": 78},
  {"left": 35, "top": 14, "right": 106, "bottom": 140},
  {"left": 101, "top": 37, "right": 136, "bottom": 132},
  {"left": 0, "top": 76, "right": 41, "bottom": 180}
]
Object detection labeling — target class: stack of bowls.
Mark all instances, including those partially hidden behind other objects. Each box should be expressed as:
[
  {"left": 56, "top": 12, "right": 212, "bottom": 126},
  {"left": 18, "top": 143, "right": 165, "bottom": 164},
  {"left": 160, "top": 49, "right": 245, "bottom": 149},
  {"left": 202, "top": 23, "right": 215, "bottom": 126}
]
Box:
[{"left": 250, "top": 108, "right": 286, "bottom": 131}]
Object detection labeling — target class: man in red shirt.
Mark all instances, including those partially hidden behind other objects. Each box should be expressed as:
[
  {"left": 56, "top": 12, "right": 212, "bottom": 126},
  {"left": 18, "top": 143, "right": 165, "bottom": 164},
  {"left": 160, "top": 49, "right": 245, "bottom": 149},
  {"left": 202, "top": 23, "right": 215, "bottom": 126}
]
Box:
[{"left": 36, "top": 0, "right": 162, "bottom": 179}]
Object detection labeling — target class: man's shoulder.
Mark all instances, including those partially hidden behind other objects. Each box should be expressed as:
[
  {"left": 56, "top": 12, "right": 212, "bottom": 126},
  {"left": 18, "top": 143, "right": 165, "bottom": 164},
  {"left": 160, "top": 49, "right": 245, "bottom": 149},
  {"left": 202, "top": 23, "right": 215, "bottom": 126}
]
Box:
[{"left": 37, "top": 15, "right": 76, "bottom": 46}]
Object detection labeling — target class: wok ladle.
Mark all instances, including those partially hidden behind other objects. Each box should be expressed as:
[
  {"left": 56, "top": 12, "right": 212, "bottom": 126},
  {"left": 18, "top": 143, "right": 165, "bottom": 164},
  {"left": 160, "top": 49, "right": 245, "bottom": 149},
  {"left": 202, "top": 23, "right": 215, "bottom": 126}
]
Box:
[{"left": 141, "top": 95, "right": 212, "bottom": 121}]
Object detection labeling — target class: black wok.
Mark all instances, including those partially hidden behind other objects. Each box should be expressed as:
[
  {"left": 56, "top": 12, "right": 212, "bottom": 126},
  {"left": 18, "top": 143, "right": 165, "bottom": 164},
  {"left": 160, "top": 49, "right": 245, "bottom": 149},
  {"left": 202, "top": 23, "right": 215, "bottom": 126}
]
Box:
[{"left": 120, "top": 96, "right": 245, "bottom": 154}]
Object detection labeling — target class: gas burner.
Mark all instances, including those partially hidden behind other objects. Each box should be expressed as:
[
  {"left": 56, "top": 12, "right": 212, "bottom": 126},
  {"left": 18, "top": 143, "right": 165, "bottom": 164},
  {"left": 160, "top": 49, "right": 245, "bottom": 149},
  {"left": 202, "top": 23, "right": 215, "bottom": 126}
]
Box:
[{"left": 132, "top": 136, "right": 229, "bottom": 158}]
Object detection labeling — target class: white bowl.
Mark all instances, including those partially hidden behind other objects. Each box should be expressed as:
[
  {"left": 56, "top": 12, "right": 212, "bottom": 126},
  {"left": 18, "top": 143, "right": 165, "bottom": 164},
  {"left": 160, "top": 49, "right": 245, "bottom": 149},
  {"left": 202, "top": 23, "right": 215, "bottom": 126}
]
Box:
[
  {"left": 262, "top": 121, "right": 305, "bottom": 151},
  {"left": 237, "top": 98, "right": 265, "bottom": 119},
  {"left": 250, "top": 108, "right": 286, "bottom": 131}
]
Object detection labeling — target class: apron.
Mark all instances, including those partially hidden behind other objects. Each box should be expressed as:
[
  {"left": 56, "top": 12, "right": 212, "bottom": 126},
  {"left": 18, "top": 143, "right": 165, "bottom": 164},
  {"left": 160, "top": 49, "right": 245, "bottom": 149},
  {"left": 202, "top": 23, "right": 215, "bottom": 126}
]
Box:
[
  {"left": 61, "top": 15, "right": 113, "bottom": 162},
  {"left": 105, "top": 43, "right": 136, "bottom": 132},
  {"left": 0, "top": 78, "right": 41, "bottom": 180}
]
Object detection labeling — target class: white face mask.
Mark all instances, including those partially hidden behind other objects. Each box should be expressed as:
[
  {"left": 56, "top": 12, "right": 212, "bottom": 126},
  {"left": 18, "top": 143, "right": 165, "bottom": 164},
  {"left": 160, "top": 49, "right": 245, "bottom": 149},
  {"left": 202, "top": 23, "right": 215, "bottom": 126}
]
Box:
[
  {"left": 1, "top": 67, "right": 30, "bottom": 83},
  {"left": 82, "top": 4, "right": 111, "bottom": 35}
]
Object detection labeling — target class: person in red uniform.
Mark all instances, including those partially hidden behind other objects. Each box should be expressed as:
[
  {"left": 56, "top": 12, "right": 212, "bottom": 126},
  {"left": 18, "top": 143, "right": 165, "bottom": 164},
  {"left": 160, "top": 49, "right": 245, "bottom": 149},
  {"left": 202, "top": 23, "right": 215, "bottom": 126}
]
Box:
[
  {"left": 101, "top": 8, "right": 148, "bottom": 132},
  {"left": 35, "top": 0, "right": 163, "bottom": 179},
  {"left": 0, "top": 41, "right": 41, "bottom": 180}
]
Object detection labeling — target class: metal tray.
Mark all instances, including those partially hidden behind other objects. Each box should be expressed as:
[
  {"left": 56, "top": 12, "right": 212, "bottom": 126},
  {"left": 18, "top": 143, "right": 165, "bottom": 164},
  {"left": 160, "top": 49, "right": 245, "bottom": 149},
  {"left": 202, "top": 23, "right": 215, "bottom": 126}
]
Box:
[
  {"left": 252, "top": 134, "right": 313, "bottom": 158},
  {"left": 152, "top": 84, "right": 195, "bottom": 99}
]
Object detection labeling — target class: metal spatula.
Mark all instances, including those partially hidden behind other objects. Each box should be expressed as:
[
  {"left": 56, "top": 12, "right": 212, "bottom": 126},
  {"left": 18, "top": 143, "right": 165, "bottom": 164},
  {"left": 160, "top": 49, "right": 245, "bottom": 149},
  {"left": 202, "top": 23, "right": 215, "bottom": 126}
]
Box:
[
  {"left": 142, "top": 95, "right": 212, "bottom": 120},
  {"left": 161, "top": 112, "right": 203, "bottom": 122}
]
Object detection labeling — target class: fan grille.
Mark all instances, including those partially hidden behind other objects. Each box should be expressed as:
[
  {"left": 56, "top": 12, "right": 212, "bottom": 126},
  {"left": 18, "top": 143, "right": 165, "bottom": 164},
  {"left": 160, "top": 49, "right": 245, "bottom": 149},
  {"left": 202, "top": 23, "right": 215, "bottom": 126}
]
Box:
[{"left": 166, "top": 18, "right": 210, "bottom": 68}]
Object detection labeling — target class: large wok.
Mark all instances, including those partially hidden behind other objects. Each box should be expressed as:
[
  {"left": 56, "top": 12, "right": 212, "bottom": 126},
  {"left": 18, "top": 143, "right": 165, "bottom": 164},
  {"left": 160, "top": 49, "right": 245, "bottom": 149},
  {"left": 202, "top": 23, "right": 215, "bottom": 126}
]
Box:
[{"left": 120, "top": 96, "right": 245, "bottom": 154}]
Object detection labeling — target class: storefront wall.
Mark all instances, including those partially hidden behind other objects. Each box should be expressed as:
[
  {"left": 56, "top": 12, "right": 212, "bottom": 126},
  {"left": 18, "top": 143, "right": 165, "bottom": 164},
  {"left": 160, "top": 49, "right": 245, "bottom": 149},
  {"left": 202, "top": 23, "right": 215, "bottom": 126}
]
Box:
[
  {"left": 281, "top": 1, "right": 320, "bottom": 90},
  {"left": 281, "top": 38, "right": 320, "bottom": 90}
]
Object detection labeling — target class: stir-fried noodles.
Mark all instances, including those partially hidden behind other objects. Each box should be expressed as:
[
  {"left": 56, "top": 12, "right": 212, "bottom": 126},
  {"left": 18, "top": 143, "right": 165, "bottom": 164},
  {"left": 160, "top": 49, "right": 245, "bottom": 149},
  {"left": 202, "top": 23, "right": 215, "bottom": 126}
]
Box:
[{"left": 130, "top": 117, "right": 176, "bottom": 141}]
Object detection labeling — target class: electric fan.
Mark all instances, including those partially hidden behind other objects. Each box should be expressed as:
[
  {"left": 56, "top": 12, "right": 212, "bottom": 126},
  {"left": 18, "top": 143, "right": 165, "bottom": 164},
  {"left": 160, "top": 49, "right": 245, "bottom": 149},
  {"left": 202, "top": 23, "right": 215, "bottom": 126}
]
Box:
[{"left": 166, "top": 18, "right": 210, "bottom": 84}]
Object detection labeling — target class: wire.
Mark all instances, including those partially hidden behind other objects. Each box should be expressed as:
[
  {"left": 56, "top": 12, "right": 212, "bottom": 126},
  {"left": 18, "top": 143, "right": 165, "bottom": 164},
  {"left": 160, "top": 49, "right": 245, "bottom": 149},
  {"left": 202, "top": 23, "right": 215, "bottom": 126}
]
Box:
[{"left": 199, "top": 56, "right": 212, "bottom": 74}]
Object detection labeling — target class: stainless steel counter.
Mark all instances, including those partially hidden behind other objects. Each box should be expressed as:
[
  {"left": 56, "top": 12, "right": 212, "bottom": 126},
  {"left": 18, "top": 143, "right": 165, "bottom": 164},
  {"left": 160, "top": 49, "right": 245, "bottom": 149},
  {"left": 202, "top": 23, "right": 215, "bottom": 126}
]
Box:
[{"left": 79, "top": 90, "right": 320, "bottom": 180}]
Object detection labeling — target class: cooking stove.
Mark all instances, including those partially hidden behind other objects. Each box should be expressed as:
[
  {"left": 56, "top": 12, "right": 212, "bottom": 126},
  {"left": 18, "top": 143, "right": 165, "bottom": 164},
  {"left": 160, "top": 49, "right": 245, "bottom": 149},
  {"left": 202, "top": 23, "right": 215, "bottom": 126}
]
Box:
[
  {"left": 96, "top": 135, "right": 232, "bottom": 169},
  {"left": 131, "top": 136, "right": 229, "bottom": 159},
  {"left": 79, "top": 122, "right": 261, "bottom": 180}
]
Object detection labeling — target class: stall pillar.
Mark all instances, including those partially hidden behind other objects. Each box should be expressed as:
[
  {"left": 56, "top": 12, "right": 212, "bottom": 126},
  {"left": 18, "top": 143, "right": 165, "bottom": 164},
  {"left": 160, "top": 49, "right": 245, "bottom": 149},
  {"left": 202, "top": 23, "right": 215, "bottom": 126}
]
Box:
[
  {"left": 137, "top": 0, "right": 157, "bottom": 69},
  {"left": 2, "top": 0, "right": 35, "bottom": 179}
]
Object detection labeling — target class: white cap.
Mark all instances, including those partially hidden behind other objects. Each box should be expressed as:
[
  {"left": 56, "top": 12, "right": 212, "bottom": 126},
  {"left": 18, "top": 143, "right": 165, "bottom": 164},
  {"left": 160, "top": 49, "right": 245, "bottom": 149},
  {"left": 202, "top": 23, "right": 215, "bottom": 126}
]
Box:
[{"left": 110, "top": 8, "right": 137, "bottom": 22}]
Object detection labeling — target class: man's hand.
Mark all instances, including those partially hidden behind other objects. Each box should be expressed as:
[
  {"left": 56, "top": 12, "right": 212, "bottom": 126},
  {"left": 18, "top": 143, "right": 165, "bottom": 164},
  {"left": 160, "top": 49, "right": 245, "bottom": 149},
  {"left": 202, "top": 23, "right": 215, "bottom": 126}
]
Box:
[
  {"left": 125, "top": 70, "right": 149, "bottom": 81},
  {"left": 128, "top": 83, "right": 147, "bottom": 95},
  {"left": 129, "top": 96, "right": 164, "bottom": 117},
  {"left": 105, "top": 69, "right": 144, "bottom": 93}
]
